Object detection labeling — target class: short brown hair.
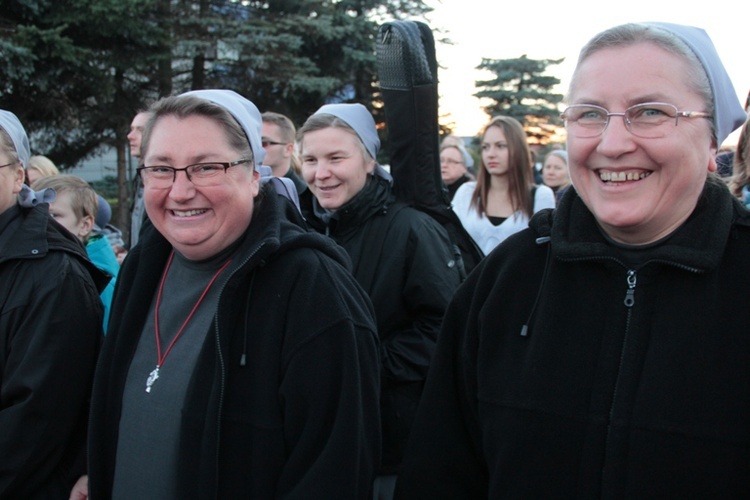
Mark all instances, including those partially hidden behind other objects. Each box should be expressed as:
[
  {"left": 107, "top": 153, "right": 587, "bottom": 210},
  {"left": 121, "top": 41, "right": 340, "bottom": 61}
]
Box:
[
  {"left": 32, "top": 174, "right": 98, "bottom": 223},
  {"left": 262, "top": 111, "right": 301, "bottom": 173}
]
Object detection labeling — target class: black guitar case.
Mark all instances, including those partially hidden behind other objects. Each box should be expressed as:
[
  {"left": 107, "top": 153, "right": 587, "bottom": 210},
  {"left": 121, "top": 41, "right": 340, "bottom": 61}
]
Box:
[{"left": 376, "top": 20, "right": 484, "bottom": 276}]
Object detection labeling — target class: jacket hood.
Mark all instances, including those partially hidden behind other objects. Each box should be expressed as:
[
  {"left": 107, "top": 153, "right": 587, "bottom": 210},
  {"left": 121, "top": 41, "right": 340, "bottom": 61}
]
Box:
[
  {"left": 87, "top": 235, "right": 121, "bottom": 278},
  {"left": 267, "top": 185, "right": 354, "bottom": 270},
  {"left": 1, "top": 203, "right": 111, "bottom": 292},
  {"left": 300, "top": 175, "right": 392, "bottom": 237}
]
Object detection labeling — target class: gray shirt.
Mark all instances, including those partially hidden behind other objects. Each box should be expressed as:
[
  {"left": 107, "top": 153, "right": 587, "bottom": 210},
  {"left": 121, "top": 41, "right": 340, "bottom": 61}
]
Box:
[{"left": 112, "top": 249, "right": 233, "bottom": 499}]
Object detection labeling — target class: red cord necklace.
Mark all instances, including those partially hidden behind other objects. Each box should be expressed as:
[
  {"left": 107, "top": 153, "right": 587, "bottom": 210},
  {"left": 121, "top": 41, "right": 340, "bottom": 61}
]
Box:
[{"left": 145, "top": 251, "right": 232, "bottom": 393}]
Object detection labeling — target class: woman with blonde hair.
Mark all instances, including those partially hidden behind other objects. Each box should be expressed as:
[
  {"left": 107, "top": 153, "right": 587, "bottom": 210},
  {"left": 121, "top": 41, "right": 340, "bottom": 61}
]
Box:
[
  {"left": 541, "top": 149, "right": 571, "bottom": 202},
  {"left": 26, "top": 154, "right": 59, "bottom": 185},
  {"left": 451, "top": 115, "right": 554, "bottom": 254}
]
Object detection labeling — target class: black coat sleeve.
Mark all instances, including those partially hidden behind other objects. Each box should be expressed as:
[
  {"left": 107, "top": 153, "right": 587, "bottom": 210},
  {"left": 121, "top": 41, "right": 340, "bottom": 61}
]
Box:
[
  {"left": 379, "top": 213, "right": 461, "bottom": 384},
  {"left": 0, "top": 254, "right": 103, "bottom": 497},
  {"left": 394, "top": 261, "right": 489, "bottom": 498}
]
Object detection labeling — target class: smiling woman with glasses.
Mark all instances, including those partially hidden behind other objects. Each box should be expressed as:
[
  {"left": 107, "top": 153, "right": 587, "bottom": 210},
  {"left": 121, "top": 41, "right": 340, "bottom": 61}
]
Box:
[
  {"left": 397, "top": 22, "right": 750, "bottom": 499},
  {"left": 439, "top": 141, "right": 474, "bottom": 200},
  {"left": 79, "top": 90, "right": 380, "bottom": 500}
]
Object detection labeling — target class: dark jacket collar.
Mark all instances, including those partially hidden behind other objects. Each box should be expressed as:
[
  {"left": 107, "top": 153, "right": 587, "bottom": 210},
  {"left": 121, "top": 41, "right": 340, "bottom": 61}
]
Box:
[
  {"left": 0, "top": 202, "right": 110, "bottom": 291},
  {"left": 530, "top": 177, "right": 749, "bottom": 272},
  {"left": 301, "top": 175, "right": 393, "bottom": 236}
]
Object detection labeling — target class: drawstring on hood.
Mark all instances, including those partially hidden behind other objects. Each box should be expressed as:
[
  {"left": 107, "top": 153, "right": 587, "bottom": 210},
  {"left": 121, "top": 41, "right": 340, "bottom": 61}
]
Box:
[
  {"left": 240, "top": 270, "right": 258, "bottom": 367},
  {"left": 520, "top": 235, "right": 552, "bottom": 337},
  {"left": 18, "top": 185, "right": 56, "bottom": 208}
]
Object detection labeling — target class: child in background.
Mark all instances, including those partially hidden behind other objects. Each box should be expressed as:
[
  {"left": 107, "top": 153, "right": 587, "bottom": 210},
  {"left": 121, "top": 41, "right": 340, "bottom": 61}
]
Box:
[{"left": 32, "top": 175, "right": 118, "bottom": 333}]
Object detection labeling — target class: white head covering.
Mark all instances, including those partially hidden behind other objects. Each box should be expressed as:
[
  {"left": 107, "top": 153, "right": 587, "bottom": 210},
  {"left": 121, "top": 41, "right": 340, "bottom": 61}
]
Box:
[
  {"left": 0, "top": 110, "right": 30, "bottom": 169},
  {"left": 313, "top": 103, "right": 380, "bottom": 159},
  {"left": 644, "top": 22, "right": 746, "bottom": 145},
  {"left": 547, "top": 150, "right": 568, "bottom": 164},
  {"left": 445, "top": 141, "right": 474, "bottom": 169},
  {"left": 180, "top": 89, "right": 266, "bottom": 169},
  {"left": 311, "top": 103, "right": 392, "bottom": 182}
]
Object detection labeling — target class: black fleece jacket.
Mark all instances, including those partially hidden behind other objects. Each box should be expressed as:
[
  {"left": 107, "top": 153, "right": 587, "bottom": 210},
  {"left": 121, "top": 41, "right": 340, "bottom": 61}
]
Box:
[
  {"left": 301, "top": 175, "right": 461, "bottom": 473},
  {"left": 397, "top": 178, "right": 750, "bottom": 498},
  {"left": 88, "top": 187, "right": 381, "bottom": 499}
]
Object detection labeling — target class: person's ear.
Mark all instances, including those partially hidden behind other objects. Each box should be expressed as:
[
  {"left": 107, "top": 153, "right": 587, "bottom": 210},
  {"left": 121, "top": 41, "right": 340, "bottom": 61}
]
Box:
[
  {"left": 708, "top": 143, "right": 718, "bottom": 173},
  {"left": 78, "top": 215, "right": 95, "bottom": 239},
  {"left": 364, "top": 157, "right": 376, "bottom": 175},
  {"left": 12, "top": 166, "right": 25, "bottom": 194},
  {"left": 250, "top": 169, "right": 261, "bottom": 198},
  {"left": 707, "top": 156, "right": 717, "bottom": 173}
]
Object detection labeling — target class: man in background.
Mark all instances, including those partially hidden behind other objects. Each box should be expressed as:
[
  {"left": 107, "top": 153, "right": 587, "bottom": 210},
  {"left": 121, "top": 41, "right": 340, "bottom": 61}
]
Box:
[
  {"left": 128, "top": 110, "right": 150, "bottom": 248},
  {"left": 261, "top": 111, "right": 306, "bottom": 194}
]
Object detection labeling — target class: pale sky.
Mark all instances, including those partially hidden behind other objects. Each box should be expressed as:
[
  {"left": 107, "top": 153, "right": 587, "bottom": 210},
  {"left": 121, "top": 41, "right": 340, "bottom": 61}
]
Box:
[{"left": 425, "top": 0, "right": 749, "bottom": 147}]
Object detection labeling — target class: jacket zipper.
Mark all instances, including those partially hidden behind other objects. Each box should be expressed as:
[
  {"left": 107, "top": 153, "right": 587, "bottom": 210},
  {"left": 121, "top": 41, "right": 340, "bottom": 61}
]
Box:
[
  {"left": 610, "top": 268, "right": 637, "bottom": 424},
  {"left": 211, "top": 242, "right": 266, "bottom": 499},
  {"left": 623, "top": 269, "right": 636, "bottom": 307},
  {"left": 544, "top": 255, "right": 702, "bottom": 493},
  {"left": 601, "top": 268, "right": 637, "bottom": 494},
  {"left": 610, "top": 269, "right": 637, "bottom": 421}
]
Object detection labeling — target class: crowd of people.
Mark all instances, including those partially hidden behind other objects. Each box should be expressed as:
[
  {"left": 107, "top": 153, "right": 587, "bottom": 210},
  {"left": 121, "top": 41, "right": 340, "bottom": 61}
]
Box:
[{"left": 1, "top": 19, "right": 749, "bottom": 500}]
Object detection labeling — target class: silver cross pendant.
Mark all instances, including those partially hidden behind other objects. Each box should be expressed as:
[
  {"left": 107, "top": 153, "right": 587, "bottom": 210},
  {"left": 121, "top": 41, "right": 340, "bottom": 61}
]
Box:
[{"left": 145, "top": 366, "right": 160, "bottom": 393}]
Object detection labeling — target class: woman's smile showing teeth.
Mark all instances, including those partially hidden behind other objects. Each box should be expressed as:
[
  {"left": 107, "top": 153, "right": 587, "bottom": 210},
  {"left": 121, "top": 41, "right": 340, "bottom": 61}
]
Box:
[
  {"left": 597, "top": 170, "right": 652, "bottom": 183},
  {"left": 172, "top": 208, "right": 207, "bottom": 217}
]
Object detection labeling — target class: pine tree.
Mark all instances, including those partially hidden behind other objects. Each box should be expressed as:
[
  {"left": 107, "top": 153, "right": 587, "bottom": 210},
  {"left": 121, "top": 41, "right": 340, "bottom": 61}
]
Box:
[{"left": 475, "top": 55, "right": 564, "bottom": 144}]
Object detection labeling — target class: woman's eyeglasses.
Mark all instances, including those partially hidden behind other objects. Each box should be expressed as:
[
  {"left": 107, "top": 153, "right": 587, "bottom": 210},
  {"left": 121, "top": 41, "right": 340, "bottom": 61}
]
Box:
[
  {"left": 137, "top": 159, "right": 252, "bottom": 188},
  {"left": 561, "top": 102, "right": 712, "bottom": 138}
]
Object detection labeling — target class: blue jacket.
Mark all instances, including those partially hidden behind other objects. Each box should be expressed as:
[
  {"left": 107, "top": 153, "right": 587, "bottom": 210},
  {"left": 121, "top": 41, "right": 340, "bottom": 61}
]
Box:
[{"left": 87, "top": 234, "right": 119, "bottom": 333}]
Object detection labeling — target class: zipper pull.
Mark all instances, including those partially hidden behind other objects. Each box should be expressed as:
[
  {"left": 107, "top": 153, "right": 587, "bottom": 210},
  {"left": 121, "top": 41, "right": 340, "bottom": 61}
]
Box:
[{"left": 624, "top": 269, "right": 636, "bottom": 307}]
